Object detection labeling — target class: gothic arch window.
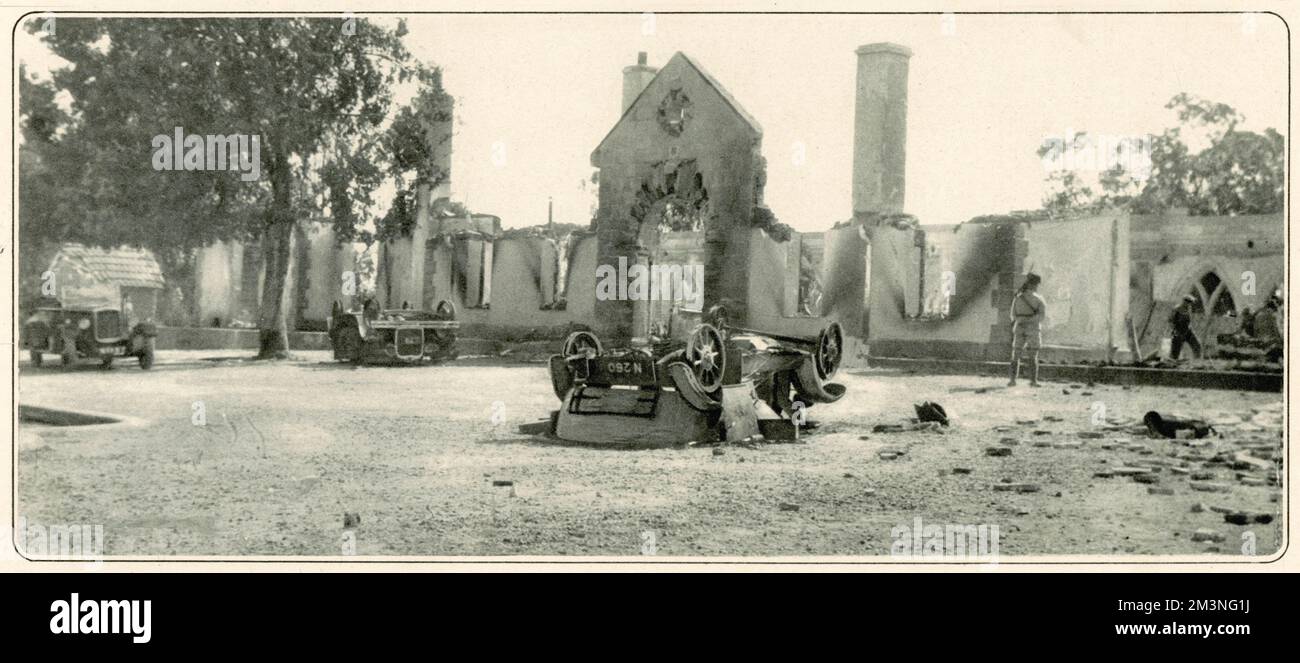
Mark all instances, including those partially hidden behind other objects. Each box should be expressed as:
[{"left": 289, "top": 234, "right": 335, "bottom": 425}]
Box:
[{"left": 1187, "top": 270, "right": 1236, "bottom": 316}]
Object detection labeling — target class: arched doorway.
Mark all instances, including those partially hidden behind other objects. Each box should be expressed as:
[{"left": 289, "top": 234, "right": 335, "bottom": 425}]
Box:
[
  {"left": 1182, "top": 269, "right": 1238, "bottom": 348},
  {"left": 628, "top": 160, "right": 710, "bottom": 341}
]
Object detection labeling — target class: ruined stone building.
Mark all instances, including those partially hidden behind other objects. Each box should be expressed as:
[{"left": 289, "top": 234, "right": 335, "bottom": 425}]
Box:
[
  {"left": 193, "top": 221, "right": 355, "bottom": 331},
  {"left": 371, "top": 106, "right": 602, "bottom": 333},
  {"left": 1129, "top": 211, "right": 1284, "bottom": 354},
  {"left": 578, "top": 45, "right": 1149, "bottom": 364},
  {"left": 201, "top": 45, "right": 1282, "bottom": 363},
  {"left": 590, "top": 50, "right": 765, "bottom": 341}
]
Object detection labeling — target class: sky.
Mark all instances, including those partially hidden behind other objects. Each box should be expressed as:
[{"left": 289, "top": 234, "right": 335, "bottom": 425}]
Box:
[{"left": 18, "top": 12, "right": 1288, "bottom": 231}]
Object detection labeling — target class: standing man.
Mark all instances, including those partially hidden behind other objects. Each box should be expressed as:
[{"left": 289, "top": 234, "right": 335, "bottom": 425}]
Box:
[
  {"left": 1009, "top": 273, "right": 1046, "bottom": 387},
  {"left": 1253, "top": 292, "right": 1283, "bottom": 362},
  {"left": 1168, "top": 294, "right": 1201, "bottom": 361}
]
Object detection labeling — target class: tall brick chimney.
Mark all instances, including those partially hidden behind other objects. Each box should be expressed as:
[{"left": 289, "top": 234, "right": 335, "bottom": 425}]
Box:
[
  {"left": 622, "top": 51, "right": 658, "bottom": 115},
  {"left": 852, "top": 43, "right": 911, "bottom": 216}
]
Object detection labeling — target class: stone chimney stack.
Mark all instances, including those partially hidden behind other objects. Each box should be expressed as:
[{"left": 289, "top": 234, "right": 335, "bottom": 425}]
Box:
[
  {"left": 622, "top": 51, "right": 658, "bottom": 114},
  {"left": 852, "top": 43, "right": 911, "bottom": 216}
]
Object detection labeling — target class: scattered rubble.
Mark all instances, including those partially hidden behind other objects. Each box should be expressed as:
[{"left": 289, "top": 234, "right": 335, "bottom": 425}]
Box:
[
  {"left": 1191, "top": 529, "right": 1225, "bottom": 543},
  {"left": 993, "top": 482, "right": 1040, "bottom": 493},
  {"left": 872, "top": 421, "right": 946, "bottom": 434},
  {"left": 1110, "top": 466, "right": 1152, "bottom": 476},
  {"left": 1223, "top": 512, "right": 1273, "bottom": 525},
  {"left": 914, "top": 401, "right": 950, "bottom": 426}
]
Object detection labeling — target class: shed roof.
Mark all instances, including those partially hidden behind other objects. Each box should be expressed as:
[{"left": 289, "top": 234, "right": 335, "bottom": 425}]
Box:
[{"left": 55, "top": 244, "right": 166, "bottom": 289}]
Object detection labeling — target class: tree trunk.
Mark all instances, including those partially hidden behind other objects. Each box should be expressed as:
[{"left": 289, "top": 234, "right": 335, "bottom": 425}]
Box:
[{"left": 256, "top": 153, "right": 296, "bottom": 359}]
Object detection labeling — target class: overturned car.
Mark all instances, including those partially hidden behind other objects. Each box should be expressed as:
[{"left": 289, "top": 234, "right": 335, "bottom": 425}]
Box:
[
  {"left": 24, "top": 304, "right": 157, "bottom": 369},
  {"left": 328, "top": 300, "right": 460, "bottom": 365},
  {"left": 542, "top": 306, "right": 846, "bottom": 445}
]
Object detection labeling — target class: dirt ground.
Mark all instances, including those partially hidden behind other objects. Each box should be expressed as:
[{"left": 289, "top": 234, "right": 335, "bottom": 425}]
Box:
[{"left": 14, "top": 351, "right": 1285, "bottom": 559}]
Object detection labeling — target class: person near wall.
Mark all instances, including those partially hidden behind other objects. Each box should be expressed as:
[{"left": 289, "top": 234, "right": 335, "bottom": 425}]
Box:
[
  {"left": 1238, "top": 307, "right": 1256, "bottom": 338},
  {"left": 1254, "top": 293, "right": 1284, "bottom": 362},
  {"left": 1008, "top": 272, "right": 1046, "bottom": 387},
  {"left": 1168, "top": 294, "right": 1202, "bottom": 361}
]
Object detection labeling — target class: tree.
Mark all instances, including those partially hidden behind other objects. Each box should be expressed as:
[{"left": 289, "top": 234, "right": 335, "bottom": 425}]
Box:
[
  {"left": 29, "top": 17, "right": 440, "bottom": 357},
  {"left": 374, "top": 67, "right": 454, "bottom": 244},
  {"left": 1037, "top": 94, "right": 1284, "bottom": 217},
  {"left": 17, "top": 65, "right": 74, "bottom": 312}
]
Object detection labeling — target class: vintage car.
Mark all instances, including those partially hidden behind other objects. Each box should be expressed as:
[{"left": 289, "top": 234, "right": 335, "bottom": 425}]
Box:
[
  {"left": 543, "top": 306, "right": 845, "bottom": 445},
  {"left": 24, "top": 304, "right": 157, "bottom": 369},
  {"left": 328, "top": 299, "right": 460, "bottom": 365}
]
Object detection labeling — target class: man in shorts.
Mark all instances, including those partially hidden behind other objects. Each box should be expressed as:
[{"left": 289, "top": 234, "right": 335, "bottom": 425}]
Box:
[{"left": 1009, "top": 273, "right": 1046, "bottom": 387}]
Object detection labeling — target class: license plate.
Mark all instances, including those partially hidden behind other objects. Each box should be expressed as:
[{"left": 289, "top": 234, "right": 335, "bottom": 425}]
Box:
[
  {"left": 394, "top": 328, "right": 423, "bottom": 357},
  {"left": 587, "top": 354, "right": 656, "bottom": 386},
  {"left": 104, "top": 346, "right": 125, "bottom": 356}
]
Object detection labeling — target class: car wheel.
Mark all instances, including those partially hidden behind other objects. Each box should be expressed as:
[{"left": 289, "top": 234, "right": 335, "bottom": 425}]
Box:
[
  {"left": 29, "top": 350, "right": 42, "bottom": 368},
  {"left": 101, "top": 355, "right": 114, "bottom": 369},
  {"left": 335, "top": 325, "right": 365, "bottom": 364},
  {"left": 138, "top": 338, "right": 155, "bottom": 369}
]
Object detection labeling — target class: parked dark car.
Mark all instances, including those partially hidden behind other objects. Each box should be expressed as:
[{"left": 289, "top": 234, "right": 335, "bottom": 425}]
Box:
[
  {"left": 24, "top": 304, "right": 157, "bottom": 369},
  {"left": 329, "top": 299, "right": 459, "bottom": 365}
]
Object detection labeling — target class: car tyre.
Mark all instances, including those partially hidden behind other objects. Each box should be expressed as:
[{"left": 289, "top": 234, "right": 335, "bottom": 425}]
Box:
[{"left": 29, "top": 350, "right": 42, "bottom": 367}]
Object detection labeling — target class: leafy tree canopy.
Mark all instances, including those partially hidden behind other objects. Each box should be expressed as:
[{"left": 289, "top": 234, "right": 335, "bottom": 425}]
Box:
[{"left": 1037, "top": 94, "right": 1284, "bottom": 218}]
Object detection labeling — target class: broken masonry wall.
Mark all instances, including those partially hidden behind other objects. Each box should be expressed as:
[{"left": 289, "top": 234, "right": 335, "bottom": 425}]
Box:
[
  {"left": 193, "top": 228, "right": 310, "bottom": 329},
  {"left": 418, "top": 236, "right": 491, "bottom": 327},
  {"left": 866, "top": 214, "right": 1128, "bottom": 362},
  {"left": 747, "top": 228, "right": 826, "bottom": 337},
  {"left": 377, "top": 185, "right": 435, "bottom": 311},
  {"left": 561, "top": 235, "right": 600, "bottom": 324},
  {"left": 1129, "top": 212, "right": 1284, "bottom": 350},
  {"left": 194, "top": 239, "right": 244, "bottom": 326},
  {"left": 1021, "top": 214, "right": 1130, "bottom": 358},
  {"left": 480, "top": 238, "right": 541, "bottom": 326},
  {"left": 867, "top": 222, "right": 1012, "bottom": 360},
  {"left": 295, "top": 221, "right": 356, "bottom": 331},
  {"left": 480, "top": 234, "right": 599, "bottom": 331},
  {"left": 414, "top": 232, "right": 599, "bottom": 338},
  {"left": 591, "top": 52, "right": 763, "bottom": 341},
  {"left": 919, "top": 223, "right": 1015, "bottom": 320}
]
